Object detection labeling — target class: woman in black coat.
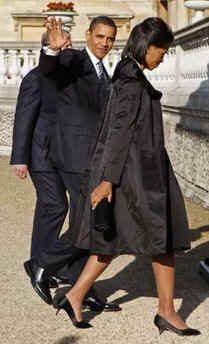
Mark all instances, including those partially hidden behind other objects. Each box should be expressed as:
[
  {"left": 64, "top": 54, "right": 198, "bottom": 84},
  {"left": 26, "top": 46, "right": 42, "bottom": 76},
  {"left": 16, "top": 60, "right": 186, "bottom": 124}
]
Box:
[{"left": 55, "top": 17, "right": 200, "bottom": 336}]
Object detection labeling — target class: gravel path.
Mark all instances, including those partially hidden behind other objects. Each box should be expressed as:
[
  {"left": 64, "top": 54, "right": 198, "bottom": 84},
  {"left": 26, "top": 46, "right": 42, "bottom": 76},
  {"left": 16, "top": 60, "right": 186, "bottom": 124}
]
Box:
[{"left": 1, "top": 156, "right": 209, "bottom": 344}]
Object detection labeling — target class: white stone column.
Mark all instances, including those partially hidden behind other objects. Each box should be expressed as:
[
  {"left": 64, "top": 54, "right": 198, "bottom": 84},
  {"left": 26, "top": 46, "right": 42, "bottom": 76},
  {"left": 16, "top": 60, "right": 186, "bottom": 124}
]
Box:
[
  {"left": 168, "top": 0, "right": 177, "bottom": 30},
  {"left": 176, "top": 0, "right": 189, "bottom": 29},
  {"left": 33, "top": 49, "right": 40, "bottom": 67},
  {"left": 7, "top": 50, "right": 20, "bottom": 85},
  {"left": 156, "top": 0, "right": 169, "bottom": 23},
  {"left": 20, "top": 50, "right": 30, "bottom": 78},
  {"left": 0, "top": 49, "right": 7, "bottom": 86},
  {"left": 185, "top": 1, "right": 209, "bottom": 22}
]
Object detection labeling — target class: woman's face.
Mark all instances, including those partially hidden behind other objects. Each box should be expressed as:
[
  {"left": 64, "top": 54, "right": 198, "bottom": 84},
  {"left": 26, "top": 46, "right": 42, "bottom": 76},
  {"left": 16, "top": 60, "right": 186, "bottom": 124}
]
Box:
[{"left": 144, "top": 45, "right": 168, "bottom": 70}]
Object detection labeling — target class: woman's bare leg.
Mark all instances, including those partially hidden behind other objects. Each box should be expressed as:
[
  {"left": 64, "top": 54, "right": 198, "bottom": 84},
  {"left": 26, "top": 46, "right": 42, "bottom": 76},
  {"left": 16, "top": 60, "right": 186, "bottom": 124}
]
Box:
[
  {"left": 152, "top": 254, "right": 187, "bottom": 329},
  {"left": 65, "top": 254, "right": 114, "bottom": 321}
]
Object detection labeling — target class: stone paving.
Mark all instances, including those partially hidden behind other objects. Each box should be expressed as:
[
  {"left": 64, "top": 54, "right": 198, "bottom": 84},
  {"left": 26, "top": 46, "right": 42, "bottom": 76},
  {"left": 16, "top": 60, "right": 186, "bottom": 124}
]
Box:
[{"left": 1, "top": 155, "right": 209, "bottom": 344}]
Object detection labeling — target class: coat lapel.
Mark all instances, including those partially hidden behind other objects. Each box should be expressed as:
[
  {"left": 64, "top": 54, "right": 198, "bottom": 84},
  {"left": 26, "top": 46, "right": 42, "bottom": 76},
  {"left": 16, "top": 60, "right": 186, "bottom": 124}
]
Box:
[{"left": 80, "top": 49, "right": 99, "bottom": 79}]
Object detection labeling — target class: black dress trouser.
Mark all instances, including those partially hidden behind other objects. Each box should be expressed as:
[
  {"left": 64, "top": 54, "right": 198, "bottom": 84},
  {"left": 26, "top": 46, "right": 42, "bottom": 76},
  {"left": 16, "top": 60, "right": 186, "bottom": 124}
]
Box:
[{"left": 30, "top": 170, "right": 88, "bottom": 284}]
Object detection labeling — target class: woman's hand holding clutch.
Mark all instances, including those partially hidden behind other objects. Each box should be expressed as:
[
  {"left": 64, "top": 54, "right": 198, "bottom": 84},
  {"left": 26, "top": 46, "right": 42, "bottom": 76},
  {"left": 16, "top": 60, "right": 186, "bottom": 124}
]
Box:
[
  {"left": 91, "top": 181, "right": 114, "bottom": 233},
  {"left": 91, "top": 181, "right": 112, "bottom": 210}
]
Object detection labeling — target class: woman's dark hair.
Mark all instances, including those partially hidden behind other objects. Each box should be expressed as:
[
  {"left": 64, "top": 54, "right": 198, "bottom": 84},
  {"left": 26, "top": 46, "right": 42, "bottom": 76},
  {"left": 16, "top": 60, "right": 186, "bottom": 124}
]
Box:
[
  {"left": 89, "top": 16, "right": 117, "bottom": 35},
  {"left": 122, "top": 17, "right": 174, "bottom": 65}
]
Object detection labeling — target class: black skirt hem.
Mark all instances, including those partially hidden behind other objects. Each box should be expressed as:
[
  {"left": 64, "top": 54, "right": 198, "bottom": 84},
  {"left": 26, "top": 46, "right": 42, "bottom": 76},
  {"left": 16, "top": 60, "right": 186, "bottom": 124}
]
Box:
[{"left": 74, "top": 245, "right": 191, "bottom": 257}]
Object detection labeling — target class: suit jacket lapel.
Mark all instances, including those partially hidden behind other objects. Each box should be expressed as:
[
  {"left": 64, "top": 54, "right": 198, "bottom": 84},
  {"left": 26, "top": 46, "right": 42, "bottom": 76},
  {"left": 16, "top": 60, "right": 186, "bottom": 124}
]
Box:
[
  {"left": 81, "top": 49, "right": 111, "bottom": 83},
  {"left": 80, "top": 49, "right": 99, "bottom": 79}
]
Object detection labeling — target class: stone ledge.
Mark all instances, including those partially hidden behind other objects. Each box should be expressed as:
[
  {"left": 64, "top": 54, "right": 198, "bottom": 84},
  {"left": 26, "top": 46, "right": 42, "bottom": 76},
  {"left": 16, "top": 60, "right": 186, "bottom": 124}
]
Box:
[
  {"left": 162, "top": 105, "right": 209, "bottom": 136},
  {"left": 177, "top": 173, "right": 209, "bottom": 209},
  {"left": 0, "top": 146, "right": 11, "bottom": 157}
]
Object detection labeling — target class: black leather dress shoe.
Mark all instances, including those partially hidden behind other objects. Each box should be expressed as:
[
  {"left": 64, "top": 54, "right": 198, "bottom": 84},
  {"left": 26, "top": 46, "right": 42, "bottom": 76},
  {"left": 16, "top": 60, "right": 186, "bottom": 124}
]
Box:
[
  {"left": 24, "top": 260, "right": 53, "bottom": 305},
  {"left": 83, "top": 294, "right": 122, "bottom": 312},
  {"left": 24, "top": 260, "right": 58, "bottom": 288},
  {"left": 53, "top": 276, "right": 73, "bottom": 286}
]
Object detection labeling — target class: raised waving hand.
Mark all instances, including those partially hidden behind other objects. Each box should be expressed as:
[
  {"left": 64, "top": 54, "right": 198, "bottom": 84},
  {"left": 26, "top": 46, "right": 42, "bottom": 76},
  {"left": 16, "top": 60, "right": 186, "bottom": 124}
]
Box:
[{"left": 46, "top": 17, "right": 72, "bottom": 50}]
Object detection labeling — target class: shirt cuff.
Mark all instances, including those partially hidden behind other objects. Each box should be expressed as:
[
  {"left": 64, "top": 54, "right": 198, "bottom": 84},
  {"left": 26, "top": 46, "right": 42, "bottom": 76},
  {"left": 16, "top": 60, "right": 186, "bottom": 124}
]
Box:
[{"left": 43, "top": 46, "right": 60, "bottom": 56}]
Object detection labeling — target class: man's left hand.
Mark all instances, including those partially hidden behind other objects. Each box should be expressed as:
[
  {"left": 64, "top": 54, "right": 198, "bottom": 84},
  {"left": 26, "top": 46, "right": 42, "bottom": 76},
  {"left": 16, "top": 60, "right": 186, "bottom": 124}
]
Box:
[{"left": 13, "top": 164, "right": 28, "bottom": 179}]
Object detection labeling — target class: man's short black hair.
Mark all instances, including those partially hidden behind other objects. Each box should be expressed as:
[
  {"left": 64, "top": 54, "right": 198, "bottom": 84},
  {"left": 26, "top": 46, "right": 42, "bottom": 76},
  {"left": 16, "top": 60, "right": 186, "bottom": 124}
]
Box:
[{"left": 89, "top": 16, "right": 117, "bottom": 35}]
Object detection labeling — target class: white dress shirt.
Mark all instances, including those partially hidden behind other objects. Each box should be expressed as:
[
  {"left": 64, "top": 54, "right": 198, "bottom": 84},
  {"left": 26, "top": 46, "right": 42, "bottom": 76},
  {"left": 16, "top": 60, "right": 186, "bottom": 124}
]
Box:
[{"left": 85, "top": 46, "right": 102, "bottom": 78}]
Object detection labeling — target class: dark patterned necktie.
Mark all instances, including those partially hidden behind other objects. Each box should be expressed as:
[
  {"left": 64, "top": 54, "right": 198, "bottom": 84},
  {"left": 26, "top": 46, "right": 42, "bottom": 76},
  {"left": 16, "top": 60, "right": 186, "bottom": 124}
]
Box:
[{"left": 97, "top": 60, "right": 108, "bottom": 81}]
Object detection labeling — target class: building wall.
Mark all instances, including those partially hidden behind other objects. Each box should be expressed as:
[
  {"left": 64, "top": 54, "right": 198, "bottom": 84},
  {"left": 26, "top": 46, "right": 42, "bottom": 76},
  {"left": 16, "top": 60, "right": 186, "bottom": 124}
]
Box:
[
  {"left": 0, "top": 0, "right": 197, "bottom": 43},
  {"left": 163, "top": 110, "right": 209, "bottom": 208},
  {"left": 0, "top": 0, "right": 156, "bottom": 42}
]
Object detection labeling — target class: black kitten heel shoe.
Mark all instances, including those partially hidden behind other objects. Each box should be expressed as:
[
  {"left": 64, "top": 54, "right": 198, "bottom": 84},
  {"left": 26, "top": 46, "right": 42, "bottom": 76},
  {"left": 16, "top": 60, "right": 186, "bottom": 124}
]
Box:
[
  {"left": 55, "top": 296, "right": 92, "bottom": 329},
  {"left": 154, "top": 314, "right": 201, "bottom": 337}
]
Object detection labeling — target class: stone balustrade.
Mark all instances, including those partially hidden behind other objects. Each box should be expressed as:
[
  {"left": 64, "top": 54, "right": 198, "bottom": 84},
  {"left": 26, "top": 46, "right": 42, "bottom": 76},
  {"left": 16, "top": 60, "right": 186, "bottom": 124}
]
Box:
[
  {"left": 0, "top": 40, "right": 124, "bottom": 90},
  {"left": 0, "top": 42, "right": 40, "bottom": 88},
  {"left": 148, "top": 17, "right": 209, "bottom": 208}
]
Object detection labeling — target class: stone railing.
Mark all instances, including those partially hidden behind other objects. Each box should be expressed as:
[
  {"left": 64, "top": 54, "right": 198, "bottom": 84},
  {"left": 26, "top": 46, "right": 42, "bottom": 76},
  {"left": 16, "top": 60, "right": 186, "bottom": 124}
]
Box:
[
  {"left": 147, "top": 17, "right": 209, "bottom": 208},
  {"left": 0, "top": 40, "right": 125, "bottom": 90},
  {"left": 0, "top": 42, "right": 40, "bottom": 88},
  {"left": 0, "top": 40, "right": 124, "bottom": 157}
]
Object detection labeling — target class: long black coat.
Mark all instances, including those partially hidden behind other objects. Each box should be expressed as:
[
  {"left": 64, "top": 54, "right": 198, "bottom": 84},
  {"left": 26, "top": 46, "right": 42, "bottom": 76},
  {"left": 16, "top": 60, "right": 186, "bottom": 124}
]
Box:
[
  {"left": 39, "top": 49, "right": 110, "bottom": 172},
  {"left": 70, "top": 59, "right": 191, "bottom": 257},
  {"left": 10, "top": 67, "right": 57, "bottom": 171}
]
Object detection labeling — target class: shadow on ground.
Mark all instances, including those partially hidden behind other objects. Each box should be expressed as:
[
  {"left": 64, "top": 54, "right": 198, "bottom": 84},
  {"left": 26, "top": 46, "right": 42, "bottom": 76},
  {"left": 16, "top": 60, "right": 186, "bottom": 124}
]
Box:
[
  {"left": 81, "top": 224, "right": 209, "bottom": 323},
  {"left": 53, "top": 336, "right": 80, "bottom": 344}
]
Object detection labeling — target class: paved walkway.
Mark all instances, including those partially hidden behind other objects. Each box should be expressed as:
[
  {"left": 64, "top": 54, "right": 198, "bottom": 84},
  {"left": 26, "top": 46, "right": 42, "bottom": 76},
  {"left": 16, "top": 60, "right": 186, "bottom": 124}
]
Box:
[{"left": 1, "top": 155, "right": 209, "bottom": 344}]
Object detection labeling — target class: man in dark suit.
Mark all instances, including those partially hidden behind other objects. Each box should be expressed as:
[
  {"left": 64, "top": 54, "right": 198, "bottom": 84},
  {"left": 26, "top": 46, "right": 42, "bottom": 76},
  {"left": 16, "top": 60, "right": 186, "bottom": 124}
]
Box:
[
  {"left": 36, "top": 16, "right": 119, "bottom": 309},
  {"left": 10, "top": 60, "right": 82, "bottom": 304},
  {"left": 11, "top": 21, "right": 120, "bottom": 312}
]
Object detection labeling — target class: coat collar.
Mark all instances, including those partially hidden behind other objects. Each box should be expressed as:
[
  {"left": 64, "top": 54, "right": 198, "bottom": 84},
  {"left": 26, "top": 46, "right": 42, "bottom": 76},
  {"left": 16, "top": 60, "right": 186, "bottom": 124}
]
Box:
[{"left": 112, "top": 58, "right": 162, "bottom": 100}]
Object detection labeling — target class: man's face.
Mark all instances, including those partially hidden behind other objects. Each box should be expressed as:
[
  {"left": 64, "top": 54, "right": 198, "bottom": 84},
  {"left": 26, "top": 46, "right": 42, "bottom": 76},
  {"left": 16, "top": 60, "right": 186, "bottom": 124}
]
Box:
[{"left": 86, "top": 23, "right": 116, "bottom": 60}]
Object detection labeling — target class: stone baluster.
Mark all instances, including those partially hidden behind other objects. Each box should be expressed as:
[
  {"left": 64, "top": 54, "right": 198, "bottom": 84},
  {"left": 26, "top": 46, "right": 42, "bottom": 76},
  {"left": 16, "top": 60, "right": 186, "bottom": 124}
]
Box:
[
  {"left": 164, "top": 47, "right": 177, "bottom": 84},
  {"left": 7, "top": 49, "right": 20, "bottom": 85},
  {"left": 0, "top": 49, "right": 7, "bottom": 86},
  {"left": 198, "top": 38, "right": 209, "bottom": 82},
  {"left": 103, "top": 48, "right": 121, "bottom": 77},
  {"left": 33, "top": 49, "right": 40, "bottom": 67},
  {"left": 108, "top": 49, "right": 122, "bottom": 76},
  {"left": 180, "top": 46, "right": 190, "bottom": 82},
  {"left": 29, "top": 50, "right": 35, "bottom": 70},
  {"left": 20, "top": 49, "right": 30, "bottom": 78}
]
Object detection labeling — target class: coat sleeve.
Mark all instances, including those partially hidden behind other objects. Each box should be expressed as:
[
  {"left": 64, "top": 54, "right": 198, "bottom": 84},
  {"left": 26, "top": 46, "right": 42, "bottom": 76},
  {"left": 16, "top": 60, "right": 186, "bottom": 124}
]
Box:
[
  {"left": 103, "top": 79, "right": 142, "bottom": 185},
  {"left": 39, "top": 49, "right": 60, "bottom": 77},
  {"left": 39, "top": 48, "right": 79, "bottom": 78},
  {"left": 10, "top": 71, "right": 41, "bottom": 165}
]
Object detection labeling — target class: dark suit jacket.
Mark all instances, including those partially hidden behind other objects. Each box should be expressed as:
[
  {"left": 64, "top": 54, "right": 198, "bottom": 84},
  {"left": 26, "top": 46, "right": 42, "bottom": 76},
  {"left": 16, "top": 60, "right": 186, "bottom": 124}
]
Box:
[
  {"left": 10, "top": 67, "right": 57, "bottom": 171},
  {"left": 39, "top": 48, "right": 110, "bottom": 172}
]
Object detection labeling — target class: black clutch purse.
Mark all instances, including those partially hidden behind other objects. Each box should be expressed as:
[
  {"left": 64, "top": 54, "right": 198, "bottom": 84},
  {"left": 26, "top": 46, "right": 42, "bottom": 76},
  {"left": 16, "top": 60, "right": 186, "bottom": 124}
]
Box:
[{"left": 93, "top": 198, "right": 114, "bottom": 233}]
